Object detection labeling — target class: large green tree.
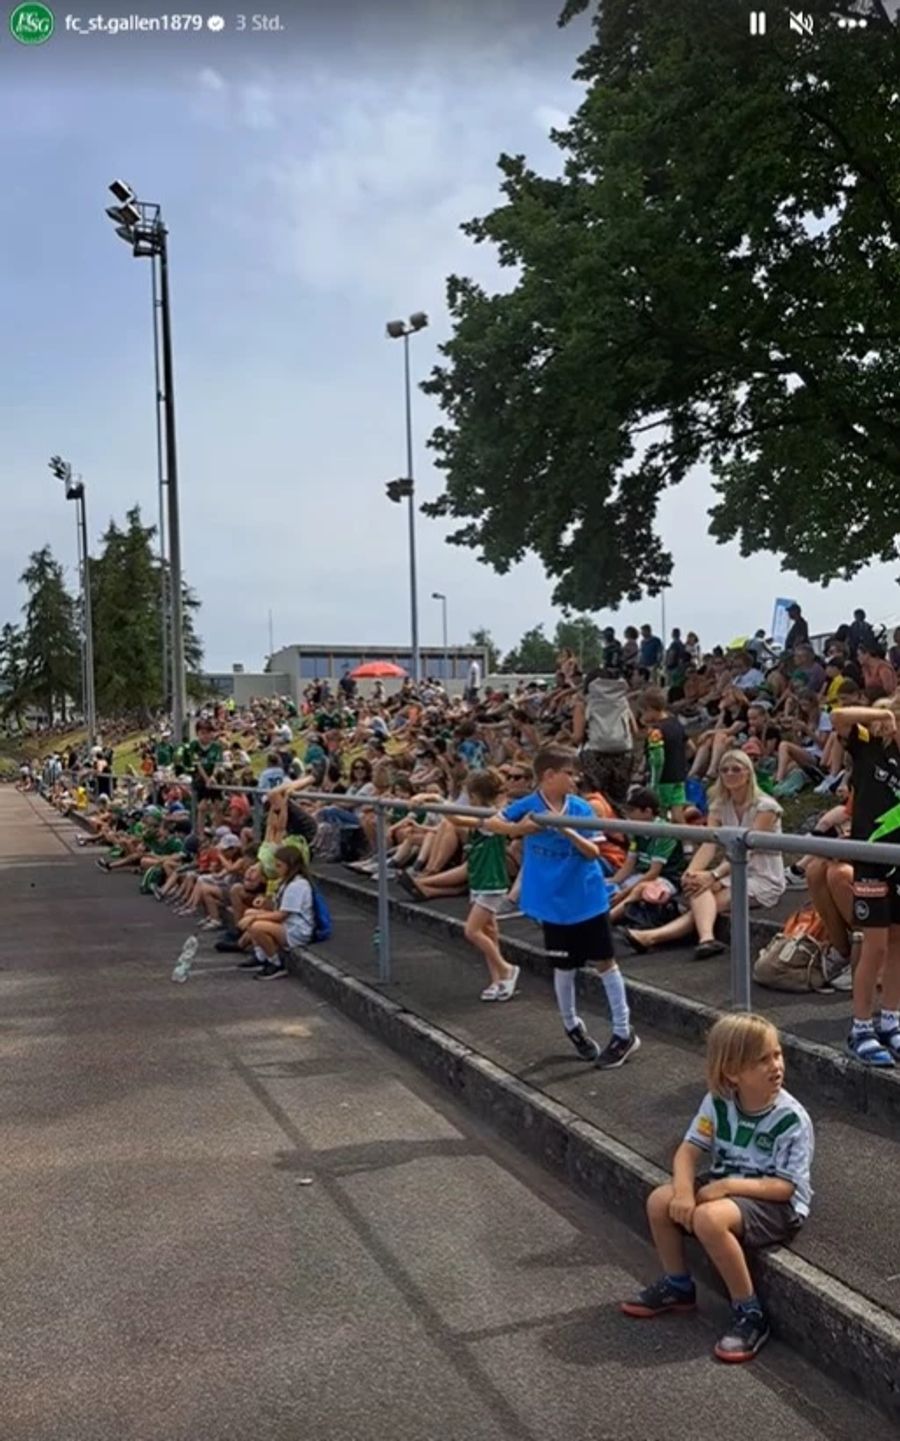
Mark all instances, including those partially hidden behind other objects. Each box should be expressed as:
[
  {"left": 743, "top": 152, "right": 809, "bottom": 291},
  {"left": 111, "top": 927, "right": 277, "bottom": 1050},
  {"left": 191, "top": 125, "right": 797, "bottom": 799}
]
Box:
[
  {"left": 16, "top": 547, "right": 81, "bottom": 722},
  {"left": 423, "top": 0, "right": 900, "bottom": 609},
  {"left": 554, "top": 615, "right": 603, "bottom": 670},
  {"left": 502, "top": 624, "right": 558, "bottom": 673}
]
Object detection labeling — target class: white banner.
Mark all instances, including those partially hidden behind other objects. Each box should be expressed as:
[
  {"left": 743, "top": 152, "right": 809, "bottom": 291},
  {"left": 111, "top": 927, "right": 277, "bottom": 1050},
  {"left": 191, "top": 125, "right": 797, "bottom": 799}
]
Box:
[{"left": 770, "top": 597, "right": 798, "bottom": 650}]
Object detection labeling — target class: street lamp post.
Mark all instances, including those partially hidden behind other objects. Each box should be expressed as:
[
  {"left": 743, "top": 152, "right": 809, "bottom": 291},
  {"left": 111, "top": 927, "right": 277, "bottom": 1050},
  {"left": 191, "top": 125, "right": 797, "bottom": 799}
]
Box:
[
  {"left": 49, "top": 456, "right": 96, "bottom": 745},
  {"left": 385, "top": 311, "right": 428, "bottom": 684},
  {"left": 431, "top": 591, "right": 448, "bottom": 681},
  {"left": 105, "top": 179, "right": 187, "bottom": 743}
]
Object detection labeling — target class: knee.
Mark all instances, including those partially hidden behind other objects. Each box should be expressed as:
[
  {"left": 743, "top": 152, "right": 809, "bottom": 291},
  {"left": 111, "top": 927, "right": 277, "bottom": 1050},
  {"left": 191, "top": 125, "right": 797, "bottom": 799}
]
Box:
[
  {"left": 646, "top": 1183, "right": 673, "bottom": 1221},
  {"left": 692, "top": 1201, "right": 731, "bottom": 1241}
]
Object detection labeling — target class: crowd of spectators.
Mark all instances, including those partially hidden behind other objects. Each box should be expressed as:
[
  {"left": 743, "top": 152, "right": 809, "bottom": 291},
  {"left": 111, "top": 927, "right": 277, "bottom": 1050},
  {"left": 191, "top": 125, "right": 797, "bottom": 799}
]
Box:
[{"left": 28, "top": 601, "right": 900, "bottom": 1012}]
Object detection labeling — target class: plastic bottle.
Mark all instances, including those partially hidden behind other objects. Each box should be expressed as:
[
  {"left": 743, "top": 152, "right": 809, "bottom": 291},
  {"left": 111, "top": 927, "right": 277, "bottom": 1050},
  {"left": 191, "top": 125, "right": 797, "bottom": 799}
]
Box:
[
  {"left": 171, "top": 935, "right": 199, "bottom": 983},
  {"left": 373, "top": 928, "right": 380, "bottom": 957}
]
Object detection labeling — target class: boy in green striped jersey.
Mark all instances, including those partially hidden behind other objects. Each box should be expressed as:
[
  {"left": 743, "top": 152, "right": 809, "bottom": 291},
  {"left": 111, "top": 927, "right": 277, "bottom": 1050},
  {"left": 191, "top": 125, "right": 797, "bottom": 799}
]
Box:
[{"left": 622, "top": 1013, "right": 813, "bottom": 1364}]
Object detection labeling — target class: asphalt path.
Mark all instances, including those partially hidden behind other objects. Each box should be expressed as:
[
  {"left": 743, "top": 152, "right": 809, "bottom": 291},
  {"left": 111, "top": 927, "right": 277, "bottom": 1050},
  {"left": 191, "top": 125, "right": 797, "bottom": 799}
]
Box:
[{"left": 0, "top": 789, "right": 891, "bottom": 1441}]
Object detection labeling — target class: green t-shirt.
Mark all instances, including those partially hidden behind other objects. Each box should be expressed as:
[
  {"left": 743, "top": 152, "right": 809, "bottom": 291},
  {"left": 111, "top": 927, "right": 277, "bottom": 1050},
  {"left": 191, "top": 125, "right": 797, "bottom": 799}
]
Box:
[
  {"left": 467, "top": 828, "right": 509, "bottom": 894},
  {"left": 155, "top": 742, "right": 174, "bottom": 767},
  {"left": 190, "top": 739, "right": 222, "bottom": 777},
  {"left": 629, "top": 824, "right": 685, "bottom": 881},
  {"left": 148, "top": 834, "right": 184, "bottom": 856}
]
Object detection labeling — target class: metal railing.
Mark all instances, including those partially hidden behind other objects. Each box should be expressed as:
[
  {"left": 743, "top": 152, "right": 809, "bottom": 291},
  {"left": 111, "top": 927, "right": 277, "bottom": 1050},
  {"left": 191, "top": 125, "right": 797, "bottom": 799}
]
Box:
[
  {"left": 66, "top": 772, "right": 900, "bottom": 1006},
  {"left": 199, "top": 783, "right": 900, "bottom": 1006}
]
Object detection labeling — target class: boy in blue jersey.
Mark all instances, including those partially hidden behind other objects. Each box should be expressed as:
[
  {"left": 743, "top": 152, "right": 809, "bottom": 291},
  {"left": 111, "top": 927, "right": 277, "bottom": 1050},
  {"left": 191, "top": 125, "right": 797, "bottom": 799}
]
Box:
[{"left": 487, "top": 744, "right": 640, "bottom": 1068}]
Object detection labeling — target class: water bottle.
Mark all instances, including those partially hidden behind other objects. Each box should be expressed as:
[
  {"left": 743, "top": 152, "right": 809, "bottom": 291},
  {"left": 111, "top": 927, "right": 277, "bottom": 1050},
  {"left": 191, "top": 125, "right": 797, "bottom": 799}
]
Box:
[
  {"left": 171, "top": 935, "right": 198, "bottom": 983},
  {"left": 373, "top": 928, "right": 381, "bottom": 958}
]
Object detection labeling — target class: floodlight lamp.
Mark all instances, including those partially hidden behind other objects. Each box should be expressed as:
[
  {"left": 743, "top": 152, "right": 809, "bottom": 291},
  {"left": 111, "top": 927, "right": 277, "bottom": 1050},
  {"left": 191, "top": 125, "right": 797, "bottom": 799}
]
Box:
[
  {"left": 385, "top": 320, "right": 407, "bottom": 339},
  {"left": 48, "top": 455, "right": 69, "bottom": 481},
  {"left": 106, "top": 205, "right": 127, "bottom": 224},
  {"left": 115, "top": 225, "right": 135, "bottom": 245},
  {"left": 119, "top": 201, "right": 141, "bottom": 227},
  {"left": 109, "top": 179, "right": 135, "bottom": 204},
  {"left": 408, "top": 311, "right": 429, "bottom": 331}
]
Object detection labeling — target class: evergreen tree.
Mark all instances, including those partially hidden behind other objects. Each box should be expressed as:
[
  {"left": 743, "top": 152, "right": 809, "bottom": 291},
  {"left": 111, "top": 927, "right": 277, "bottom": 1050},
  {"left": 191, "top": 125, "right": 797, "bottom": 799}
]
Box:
[{"left": 17, "top": 547, "right": 81, "bottom": 723}]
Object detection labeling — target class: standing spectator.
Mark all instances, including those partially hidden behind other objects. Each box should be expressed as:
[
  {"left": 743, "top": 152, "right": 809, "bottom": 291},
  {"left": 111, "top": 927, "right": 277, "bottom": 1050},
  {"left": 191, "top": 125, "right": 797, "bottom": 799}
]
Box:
[
  {"left": 338, "top": 665, "right": 357, "bottom": 702},
  {"left": 602, "top": 627, "right": 624, "bottom": 675},
  {"left": 622, "top": 626, "right": 640, "bottom": 670},
  {"left": 573, "top": 664, "right": 638, "bottom": 805},
  {"left": 639, "top": 624, "right": 663, "bottom": 675},
  {"left": 784, "top": 604, "right": 809, "bottom": 654},
  {"left": 665, "top": 629, "right": 690, "bottom": 690},
  {"left": 831, "top": 697, "right": 900, "bottom": 1065},
  {"left": 685, "top": 631, "right": 702, "bottom": 664},
  {"left": 640, "top": 687, "right": 688, "bottom": 822},
  {"left": 746, "top": 629, "right": 770, "bottom": 663},
  {"left": 847, "top": 608, "right": 878, "bottom": 660},
  {"left": 489, "top": 744, "right": 639, "bottom": 1068},
  {"left": 466, "top": 655, "right": 482, "bottom": 703}
]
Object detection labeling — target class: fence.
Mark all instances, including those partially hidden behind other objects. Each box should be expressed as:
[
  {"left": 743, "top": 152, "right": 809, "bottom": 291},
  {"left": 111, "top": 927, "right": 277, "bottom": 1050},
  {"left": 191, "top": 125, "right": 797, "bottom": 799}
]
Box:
[
  {"left": 57, "top": 768, "right": 900, "bottom": 1005},
  {"left": 196, "top": 783, "right": 900, "bottom": 1006}
]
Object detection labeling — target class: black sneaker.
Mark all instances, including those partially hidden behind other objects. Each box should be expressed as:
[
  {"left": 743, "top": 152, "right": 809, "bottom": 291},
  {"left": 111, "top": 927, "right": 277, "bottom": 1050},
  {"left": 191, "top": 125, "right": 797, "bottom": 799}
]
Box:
[
  {"left": 254, "top": 961, "right": 287, "bottom": 980},
  {"left": 714, "top": 1308, "right": 770, "bottom": 1363},
  {"left": 237, "top": 955, "right": 265, "bottom": 969},
  {"left": 596, "top": 1030, "right": 641, "bottom": 1070},
  {"left": 566, "top": 1023, "right": 601, "bottom": 1062},
  {"left": 621, "top": 1276, "right": 697, "bottom": 1318}
]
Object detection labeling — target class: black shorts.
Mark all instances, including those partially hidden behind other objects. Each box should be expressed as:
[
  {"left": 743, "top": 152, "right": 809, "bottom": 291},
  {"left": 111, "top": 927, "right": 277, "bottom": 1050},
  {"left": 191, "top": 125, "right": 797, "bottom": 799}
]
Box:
[
  {"left": 542, "top": 913, "right": 615, "bottom": 969},
  {"left": 852, "top": 863, "right": 900, "bottom": 929},
  {"left": 696, "top": 1175, "right": 802, "bottom": 1249}
]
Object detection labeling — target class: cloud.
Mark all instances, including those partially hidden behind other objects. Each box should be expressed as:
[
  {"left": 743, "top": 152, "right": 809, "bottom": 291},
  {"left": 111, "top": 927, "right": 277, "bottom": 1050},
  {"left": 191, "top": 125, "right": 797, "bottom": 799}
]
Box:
[{"left": 533, "top": 103, "right": 570, "bottom": 133}]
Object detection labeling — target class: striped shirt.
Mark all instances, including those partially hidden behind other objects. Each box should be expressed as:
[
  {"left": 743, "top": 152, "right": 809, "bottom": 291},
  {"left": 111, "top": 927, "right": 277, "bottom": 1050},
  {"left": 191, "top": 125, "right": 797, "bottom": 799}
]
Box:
[{"left": 685, "top": 1088, "right": 814, "bottom": 1219}]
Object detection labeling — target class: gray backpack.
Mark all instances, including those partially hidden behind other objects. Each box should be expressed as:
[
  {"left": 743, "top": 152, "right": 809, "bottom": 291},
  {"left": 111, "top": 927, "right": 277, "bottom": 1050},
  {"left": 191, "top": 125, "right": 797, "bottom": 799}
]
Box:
[{"left": 585, "top": 675, "right": 633, "bottom": 754}]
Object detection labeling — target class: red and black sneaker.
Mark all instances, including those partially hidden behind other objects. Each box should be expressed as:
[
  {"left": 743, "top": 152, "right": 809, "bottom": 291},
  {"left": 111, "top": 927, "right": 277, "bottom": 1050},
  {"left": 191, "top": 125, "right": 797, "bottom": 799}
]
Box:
[{"left": 621, "top": 1277, "right": 697, "bottom": 1319}]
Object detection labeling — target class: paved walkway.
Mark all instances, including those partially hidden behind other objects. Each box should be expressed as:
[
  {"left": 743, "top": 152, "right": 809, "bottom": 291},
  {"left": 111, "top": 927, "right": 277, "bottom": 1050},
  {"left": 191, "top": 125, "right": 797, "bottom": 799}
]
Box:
[{"left": 0, "top": 790, "right": 891, "bottom": 1441}]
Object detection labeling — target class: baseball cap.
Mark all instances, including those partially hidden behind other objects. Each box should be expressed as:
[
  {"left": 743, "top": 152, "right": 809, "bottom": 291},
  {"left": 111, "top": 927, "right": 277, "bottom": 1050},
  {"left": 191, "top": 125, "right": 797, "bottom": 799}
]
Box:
[{"left": 219, "top": 834, "right": 241, "bottom": 850}]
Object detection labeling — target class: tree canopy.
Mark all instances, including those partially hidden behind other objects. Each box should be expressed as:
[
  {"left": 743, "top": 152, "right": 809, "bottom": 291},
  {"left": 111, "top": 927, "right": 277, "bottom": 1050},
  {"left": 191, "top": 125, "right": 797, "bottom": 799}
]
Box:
[
  {"left": 423, "top": 0, "right": 900, "bottom": 610},
  {"left": 1, "top": 506, "right": 204, "bottom": 725}
]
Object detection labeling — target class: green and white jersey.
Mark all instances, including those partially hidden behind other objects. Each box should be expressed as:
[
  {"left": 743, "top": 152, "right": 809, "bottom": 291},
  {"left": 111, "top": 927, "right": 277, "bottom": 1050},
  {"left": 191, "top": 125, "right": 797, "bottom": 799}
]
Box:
[
  {"left": 467, "top": 828, "right": 509, "bottom": 894},
  {"left": 685, "top": 1088, "right": 813, "bottom": 1219}
]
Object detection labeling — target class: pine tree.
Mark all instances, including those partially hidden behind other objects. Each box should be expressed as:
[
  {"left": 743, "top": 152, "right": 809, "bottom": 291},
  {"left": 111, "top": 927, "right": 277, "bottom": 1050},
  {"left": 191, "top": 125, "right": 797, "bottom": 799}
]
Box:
[{"left": 17, "top": 547, "right": 81, "bottom": 723}]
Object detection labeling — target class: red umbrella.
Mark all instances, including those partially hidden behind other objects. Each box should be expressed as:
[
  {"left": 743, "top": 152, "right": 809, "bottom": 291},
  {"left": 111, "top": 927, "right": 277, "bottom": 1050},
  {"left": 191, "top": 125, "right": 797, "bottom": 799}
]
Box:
[{"left": 349, "top": 661, "right": 408, "bottom": 679}]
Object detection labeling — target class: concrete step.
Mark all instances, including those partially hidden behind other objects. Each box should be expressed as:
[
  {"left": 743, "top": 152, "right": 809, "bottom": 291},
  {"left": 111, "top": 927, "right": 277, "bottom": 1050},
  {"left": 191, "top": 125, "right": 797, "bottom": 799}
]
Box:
[
  {"left": 319, "top": 866, "right": 900, "bottom": 1129},
  {"left": 291, "top": 887, "right": 900, "bottom": 1424}
]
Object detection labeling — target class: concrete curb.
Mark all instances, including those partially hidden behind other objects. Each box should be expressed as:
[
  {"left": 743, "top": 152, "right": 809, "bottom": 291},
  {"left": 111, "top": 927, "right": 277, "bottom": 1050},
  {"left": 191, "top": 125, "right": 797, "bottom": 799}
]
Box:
[
  {"left": 288, "top": 942, "right": 900, "bottom": 1425},
  {"left": 320, "top": 870, "right": 900, "bottom": 1128}
]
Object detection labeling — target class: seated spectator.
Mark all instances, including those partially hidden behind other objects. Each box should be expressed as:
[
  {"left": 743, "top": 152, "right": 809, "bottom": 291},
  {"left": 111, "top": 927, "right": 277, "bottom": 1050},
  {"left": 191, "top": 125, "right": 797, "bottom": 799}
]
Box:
[
  {"left": 622, "top": 750, "right": 785, "bottom": 959},
  {"left": 858, "top": 641, "right": 897, "bottom": 699},
  {"left": 608, "top": 788, "right": 685, "bottom": 924},
  {"left": 257, "top": 753, "right": 286, "bottom": 792},
  {"left": 773, "top": 692, "right": 832, "bottom": 795},
  {"left": 236, "top": 845, "right": 315, "bottom": 979}
]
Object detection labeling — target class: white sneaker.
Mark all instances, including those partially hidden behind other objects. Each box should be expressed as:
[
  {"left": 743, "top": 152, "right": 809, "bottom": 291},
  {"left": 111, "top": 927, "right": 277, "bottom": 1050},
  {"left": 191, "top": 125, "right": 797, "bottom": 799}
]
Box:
[
  {"left": 494, "top": 966, "right": 520, "bottom": 1002},
  {"left": 785, "top": 866, "right": 808, "bottom": 889},
  {"left": 480, "top": 983, "right": 500, "bottom": 1001},
  {"left": 822, "top": 947, "right": 852, "bottom": 990}
]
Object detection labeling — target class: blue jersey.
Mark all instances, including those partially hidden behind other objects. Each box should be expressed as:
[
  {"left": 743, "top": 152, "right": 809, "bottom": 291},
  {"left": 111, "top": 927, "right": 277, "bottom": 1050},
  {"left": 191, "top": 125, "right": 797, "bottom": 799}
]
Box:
[{"left": 502, "top": 792, "right": 610, "bottom": 925}]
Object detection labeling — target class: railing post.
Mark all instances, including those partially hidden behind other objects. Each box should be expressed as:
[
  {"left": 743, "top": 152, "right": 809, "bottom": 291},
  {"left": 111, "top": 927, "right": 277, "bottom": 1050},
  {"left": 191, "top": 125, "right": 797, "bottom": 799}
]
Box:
[
  {"left": 252, "top": 788, "right": 264, "bottom": 843},
  {"left": 375, "top": 807, "right": 392, "bottom": 984},
  {"left": 727, "top": 835, "right": 752, "bottom": 1012}
]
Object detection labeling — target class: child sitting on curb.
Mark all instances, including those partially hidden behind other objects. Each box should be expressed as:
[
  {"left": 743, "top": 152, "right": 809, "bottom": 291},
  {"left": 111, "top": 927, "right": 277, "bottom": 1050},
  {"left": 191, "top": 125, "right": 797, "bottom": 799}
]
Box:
[{"left": 621, "top": 1013, "right": 813, "bottom": 1363}]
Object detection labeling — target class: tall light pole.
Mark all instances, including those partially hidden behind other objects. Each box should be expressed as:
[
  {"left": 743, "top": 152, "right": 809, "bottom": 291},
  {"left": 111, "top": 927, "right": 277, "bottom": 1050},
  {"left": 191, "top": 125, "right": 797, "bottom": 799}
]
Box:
[
  {"left": 105, "top": 179, "right": 187, "bottom": 743},
  {"left": 385, "top": 310, "right": 428, "bottom": 684},
  {"left": 431, "top": 591, "right": 448, "bottom": 681},
  {"left": 150, "top": 252, "right": 170, "bottom": 712},
  {"left": 49, "top": 456, "right": 96, "bottom": 745}
]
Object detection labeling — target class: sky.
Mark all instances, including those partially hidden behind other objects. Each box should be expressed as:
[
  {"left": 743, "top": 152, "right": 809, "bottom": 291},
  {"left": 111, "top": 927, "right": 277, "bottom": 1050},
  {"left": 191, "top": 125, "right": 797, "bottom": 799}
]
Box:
[{"left": 2, "top": 0, "right": 899, "bottom": 673}]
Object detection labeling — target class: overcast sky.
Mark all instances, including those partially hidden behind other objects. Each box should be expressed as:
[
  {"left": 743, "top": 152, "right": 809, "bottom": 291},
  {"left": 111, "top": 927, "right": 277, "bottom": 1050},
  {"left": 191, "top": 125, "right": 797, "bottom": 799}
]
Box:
[{"left": 2, "top": 0, "right": 898, "bottom": 671}]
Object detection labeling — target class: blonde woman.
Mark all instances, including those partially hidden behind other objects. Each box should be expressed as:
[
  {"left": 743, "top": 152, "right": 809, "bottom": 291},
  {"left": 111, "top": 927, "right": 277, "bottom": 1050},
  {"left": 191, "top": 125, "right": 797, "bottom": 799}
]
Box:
[{"left": 622, "top": 750, "right": 785, "bottom": 960}]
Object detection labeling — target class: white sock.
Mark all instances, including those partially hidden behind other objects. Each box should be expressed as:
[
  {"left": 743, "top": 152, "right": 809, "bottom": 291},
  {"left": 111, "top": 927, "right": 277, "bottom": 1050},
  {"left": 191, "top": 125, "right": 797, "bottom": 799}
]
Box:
[
  {"left": 253, "top": 945, "right": 267, "bottom": 963},
  {"left": 879, "top": 1009, "right": 899, "bottom": 1031},
  {"left": 601, "top": 966, "right": 631, "bottom": 1038},
  {"left": 554, "top": 968, "right": 579, "bottom": 1031}
]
